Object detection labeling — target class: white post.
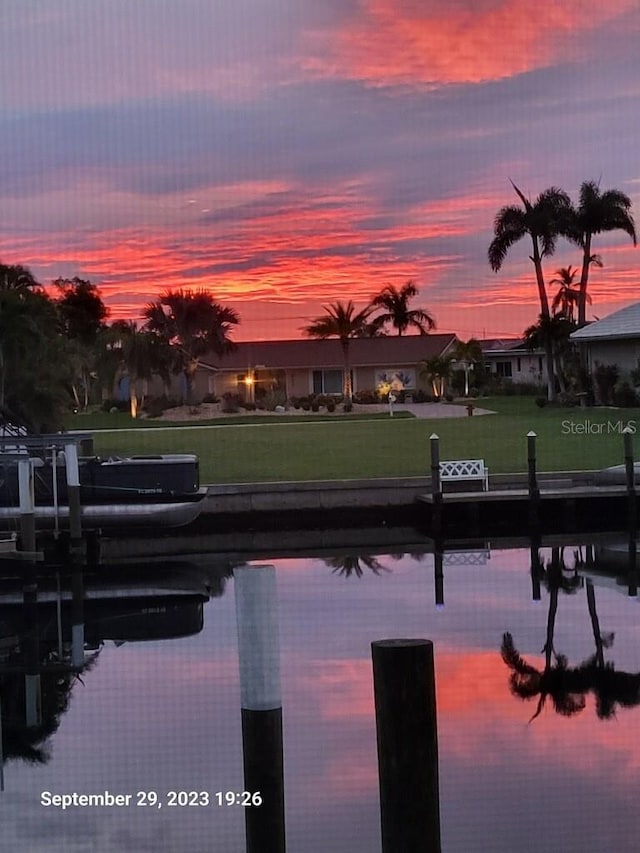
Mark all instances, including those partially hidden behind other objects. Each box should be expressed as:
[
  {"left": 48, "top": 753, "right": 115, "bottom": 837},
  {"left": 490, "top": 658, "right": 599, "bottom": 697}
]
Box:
[
  {"left": 51, "top": 447, "right": 59, "bottom": 537},
  {"left": 64, "top": 443, "right": 82, "bottom": 541},
  {"left": 234, "top": 564, "right": 285, "bottom": 853},
  {"left": 18, "top": 458, "right": 36, "bottom": 553},
  {"left": 234, "top": 565, "right": 281, "bottom": 711},
  {"left": 388, "top": 393, "right": 396, "bottom": 418}
]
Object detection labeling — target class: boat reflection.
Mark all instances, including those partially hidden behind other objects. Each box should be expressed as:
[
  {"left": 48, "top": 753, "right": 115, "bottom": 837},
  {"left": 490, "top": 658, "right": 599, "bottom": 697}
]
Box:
[{"left": 0, "top": 559, "right": 216, "bottom": 786}]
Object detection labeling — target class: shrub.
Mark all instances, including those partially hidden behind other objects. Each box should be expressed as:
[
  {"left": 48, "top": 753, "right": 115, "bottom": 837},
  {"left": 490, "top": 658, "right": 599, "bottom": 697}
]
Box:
[
  {"left": 535, "top": 396, "right": 547, "bottom": 408},
  {"left": 613, "top": 381, "right": 639, "bottom": 408},
  {"left": 202, "top": 393, "right": 219, "bottom": 404},
  {"left": 556, "top": 391, "right": 579, "bottom": 407},
  {"left": 593, "top": 363, "right": 619, "bottom": 405},
  {"left": 143, "top": 395, "right": 180, "bottom": 418},
  {"left": 326, "top": 400, "right": 336, "bottom": 413},
  {"left": 301, "top": 401, "right": 311, "bottom": 411},
  {"left": 445, "top": 393, "right": 454, "bottom": 402},
  {"left": 241, "top": 402, "right": 257, "bottom": 411},
  {"left": 101, "top": 398, "right": 129, "bottom": 413},
  {"left": 221, "top": 392, "right": 241, "bottom": 414},
  {"left": 353, "top": 389, "right": 378, "bottom": 404},
  {"left": 311, "top": 400, "right": 321, "bottom": 412},
  {"left": 343, "top": 402, "right": 353, "bottom": 413}
]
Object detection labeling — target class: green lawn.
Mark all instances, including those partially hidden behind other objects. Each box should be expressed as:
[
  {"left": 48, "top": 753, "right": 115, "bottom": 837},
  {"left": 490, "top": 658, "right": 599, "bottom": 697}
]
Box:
[{"left": 73, "top": 397, "right": 640, "bottom": 484}]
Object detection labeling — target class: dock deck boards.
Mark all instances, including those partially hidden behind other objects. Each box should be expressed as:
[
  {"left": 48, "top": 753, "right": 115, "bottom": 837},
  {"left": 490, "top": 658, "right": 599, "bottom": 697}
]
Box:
[{"left": 417, "top": 484, "right": 632, "bottom": 503}]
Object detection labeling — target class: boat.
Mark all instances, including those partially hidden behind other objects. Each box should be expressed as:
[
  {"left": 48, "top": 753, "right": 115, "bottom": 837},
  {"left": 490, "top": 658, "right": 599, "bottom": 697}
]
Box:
[{"left": 0, "top": 431, "right": 208, "bottom": 530}]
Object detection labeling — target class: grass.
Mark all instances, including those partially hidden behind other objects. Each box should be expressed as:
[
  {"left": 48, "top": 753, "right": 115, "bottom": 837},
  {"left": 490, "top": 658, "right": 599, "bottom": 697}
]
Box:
[{"left": 68, "top": 397, "right": 640, "bottom": 484}]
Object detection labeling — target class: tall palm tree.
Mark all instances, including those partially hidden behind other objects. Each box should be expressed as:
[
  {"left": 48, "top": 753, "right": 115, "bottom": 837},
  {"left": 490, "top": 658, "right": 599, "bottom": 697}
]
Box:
[
  {"left": 302, "top": 300, "right": 374, "bottom": 403},
  {"left": 488, "top": 182, "right": 573, "bottom": 400},
  {"left": 572, "top": 181, "right": 637, "bottom": 326},
  {"left": 452, "top": 338, "right": 482, "bottom": 396},
  {"left": 369, "top": 281, "right": 436, "bottom": 336},
  {"left": 143, "top": 289, "right": 239, "bottom": 404}
]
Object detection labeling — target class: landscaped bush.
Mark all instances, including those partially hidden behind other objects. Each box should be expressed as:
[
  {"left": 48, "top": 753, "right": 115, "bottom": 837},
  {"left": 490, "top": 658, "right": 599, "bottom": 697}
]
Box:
[
  {"left": 353, "top": 389, "right": 378, "bottom": 404},
  {"left": 556, "top": 391, "right": 579, "bottom": 407},
  {"left": 593, "top": 363, "right": 619, "bottom": 405},
  {"left": 326, "top": 400, "right": 336, "bottom": 413},
  {"left": 101, "top": 398, "right": 129, "bottom": 413},
  {"left": 535, "top": 396, "right": 547, "bottom": 408},
  {"left": 343, "top": 402, "right": 353, "bottom": 413},
  {"left": 310, "top": 400, "right": 321, "bottom": 412},
  {"left": 143, "top": 395, "right": 180, "bottom": 418},
  {"left": 613, "top": 381, "right": 639, "bottom": 408},
  {"left": 412, "top": 389, "right": 432, "bottom": 403},
  {"left": 445, "top": 393, "right": 454, "bottom": 402},
  {"left": 221, "top": 392, "right": 241, "bottom": 413},
  {"left": 202, "top": 393, "right": 219, "bottom": 404},
  {"left": 241, "top": 402, "right": 257, "bottom": 411},
  {"left": 301, "top": 401, "right": 311, "bottom": 411}
]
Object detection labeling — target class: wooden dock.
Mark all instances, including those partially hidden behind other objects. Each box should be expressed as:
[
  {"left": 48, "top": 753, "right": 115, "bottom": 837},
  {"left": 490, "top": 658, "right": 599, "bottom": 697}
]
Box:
[{"left": 417, "top": 482, "right": 636, "bottom": 537}]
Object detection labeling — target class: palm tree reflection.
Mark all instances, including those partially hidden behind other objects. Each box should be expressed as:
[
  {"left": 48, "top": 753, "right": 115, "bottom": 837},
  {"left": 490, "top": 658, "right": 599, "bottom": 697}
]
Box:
[
  {"left": 323, "top": 555, "right": 392, "bottom": 578},
  {"left": 502, "top": 547, "right": 640, "bottom": 721}
]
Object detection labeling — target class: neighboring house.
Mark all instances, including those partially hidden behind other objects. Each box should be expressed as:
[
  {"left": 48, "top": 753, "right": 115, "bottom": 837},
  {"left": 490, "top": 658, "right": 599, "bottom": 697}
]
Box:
[
  {"left": 480, "top": 338, "right": 547, "bottom": 384},
  {"left": 570, "top": 302, "right": 640, "bottom": 379},
  {"left": 188, "top": 334, "right": 458, "bottom": 402}
]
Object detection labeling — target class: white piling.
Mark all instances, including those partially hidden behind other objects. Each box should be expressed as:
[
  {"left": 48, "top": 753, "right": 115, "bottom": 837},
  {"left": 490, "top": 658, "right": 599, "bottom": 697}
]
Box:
[
  {"left": 64, "top": 442, "right": 82, "bottom": 541},
  {"left": 234, "top": 564, "right": 286, "bottom": 853}
]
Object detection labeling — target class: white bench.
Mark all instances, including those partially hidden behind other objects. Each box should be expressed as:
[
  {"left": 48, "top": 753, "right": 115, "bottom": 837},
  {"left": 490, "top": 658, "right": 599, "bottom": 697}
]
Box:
[{"left": 439, "top": 459, "right": 489, "bottom": 491}]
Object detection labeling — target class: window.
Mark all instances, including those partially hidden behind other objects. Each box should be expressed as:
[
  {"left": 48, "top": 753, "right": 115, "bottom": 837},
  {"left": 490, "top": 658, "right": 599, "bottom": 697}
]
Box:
[
  {"left": 312, "top": 369, "right": 343, "bottom": 394},
  {"left": 496, "top": 361, "right": 513, "bottom": 378}
]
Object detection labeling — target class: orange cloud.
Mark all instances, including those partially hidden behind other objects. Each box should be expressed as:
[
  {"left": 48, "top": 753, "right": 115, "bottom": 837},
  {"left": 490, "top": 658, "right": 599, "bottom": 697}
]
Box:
[{"left": 300, "top": 0, "right": 636, "bottom": 88}]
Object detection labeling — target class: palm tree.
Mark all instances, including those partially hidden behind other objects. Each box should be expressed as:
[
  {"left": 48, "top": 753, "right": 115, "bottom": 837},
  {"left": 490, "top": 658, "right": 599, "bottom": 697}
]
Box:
[
  {"left": 488, "top": 182, "right": 573, "bottom": 400},
  {"left": 369, "top": 281, "right": 436, "bottom": 336},
  {"left": 0, "top": 263, "right": 40, "bottom": 292},
  {"left": 452, "top": 338, "right": 482, "bottom": 396},
  {"left": 550, "top": 265, "right": 591, "bottom": 322},
  {"left": 109, "top": 321, "right": 173, "bottom": 417},
  {"left": 302, "top": 300, "right": 374, "bottom": 403},
  {"left": 143, "top": 289, "right": 239, "bottom": 404},
  {"left": 419, "top": 354, "right": 454, "bottom": 398},
  {"left": 571, "top": 181, "right": 637, "bottom": 326},
  {"left": 523, "top": 314, "right": 575, "bottom": 394}
]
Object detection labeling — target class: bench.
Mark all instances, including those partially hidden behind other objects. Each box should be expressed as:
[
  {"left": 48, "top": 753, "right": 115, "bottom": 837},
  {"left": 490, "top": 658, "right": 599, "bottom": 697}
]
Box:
[{"left": 439, "top": 459, "right": 489, "bottom": 491}]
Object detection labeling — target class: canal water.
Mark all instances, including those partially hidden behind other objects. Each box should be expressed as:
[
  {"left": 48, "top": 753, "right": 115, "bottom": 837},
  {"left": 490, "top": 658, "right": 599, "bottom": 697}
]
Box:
[{"left": 1, "top": 539, "right": 640, "bottom": 852}]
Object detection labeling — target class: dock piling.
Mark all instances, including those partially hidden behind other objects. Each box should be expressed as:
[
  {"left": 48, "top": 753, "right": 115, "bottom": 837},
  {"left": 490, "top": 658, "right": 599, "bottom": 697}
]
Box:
[
  {"left": 430, "top": 434, "right": 442, "bottom": 536},
  {"left": 372, "top": 639, "right": 441, "bottom": 853},
  {"left": 234, "top": 565, "right": 286, "bottom": 853},
  {"left": 64, "top": 442, "right": 82, "bottom": 542},
  {"left": 527, "top": 431, "right": 540, "bottom": 531}
]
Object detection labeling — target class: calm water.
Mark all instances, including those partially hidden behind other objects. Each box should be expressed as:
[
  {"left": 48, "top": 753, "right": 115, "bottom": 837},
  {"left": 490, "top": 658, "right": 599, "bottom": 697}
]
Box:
[{"left": 1, "top": 540, "right": 640, "bottom": 852}]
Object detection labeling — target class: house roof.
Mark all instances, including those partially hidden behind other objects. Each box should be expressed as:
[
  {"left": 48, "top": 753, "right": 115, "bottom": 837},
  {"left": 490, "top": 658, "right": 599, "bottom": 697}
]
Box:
[
  {"left": 570, "top": 302, "right": 640, "bottom": 342},
  {"left": 479, "top": 338, "right": 524, "bottom": 352},
  {"left": 211, "top": 334, "right": 457, "bottom": 371}
]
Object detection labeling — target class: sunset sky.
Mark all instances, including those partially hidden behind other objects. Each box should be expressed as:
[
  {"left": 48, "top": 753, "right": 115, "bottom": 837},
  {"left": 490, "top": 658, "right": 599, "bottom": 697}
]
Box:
[{"left": 1, "top": 1, "right": 639, "bottom": 341}]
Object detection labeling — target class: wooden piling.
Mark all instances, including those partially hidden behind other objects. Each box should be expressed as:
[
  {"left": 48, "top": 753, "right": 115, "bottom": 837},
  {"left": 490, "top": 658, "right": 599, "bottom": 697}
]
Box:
[
  {"left": 623, "top": 427, "right": 637, "bottom": 539},
  {"left": 527, "top": 431, "right": 540, "bottom": 532},
  {"left": 71, "top": 563, "right": 85, "bottom": 668},
  {"left": 234, "top": 565, "right": 286, "bottom": 853},
  {"left": 430, "top": 434, "right": 442, "bottom": 536},
  {"left": 372, "top": 639, "right": 441, "bottom": 853}
]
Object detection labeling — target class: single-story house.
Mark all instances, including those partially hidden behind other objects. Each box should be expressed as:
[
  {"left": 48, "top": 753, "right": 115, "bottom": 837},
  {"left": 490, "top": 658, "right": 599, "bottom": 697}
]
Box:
[
  {"left": 190, "top": 334, "right": 458, "bottom": 402},
  {"left": 480, "top": 338, "right": 547, "bottom": 384},
  {"left": 570, "top": 302, "right": 640, "bottom": 379}
]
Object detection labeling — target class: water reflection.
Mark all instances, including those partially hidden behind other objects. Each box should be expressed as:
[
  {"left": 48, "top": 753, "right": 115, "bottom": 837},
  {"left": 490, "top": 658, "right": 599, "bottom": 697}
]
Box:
[{"left": 0, "top": 537, "right": 639, "bottom": 851}]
